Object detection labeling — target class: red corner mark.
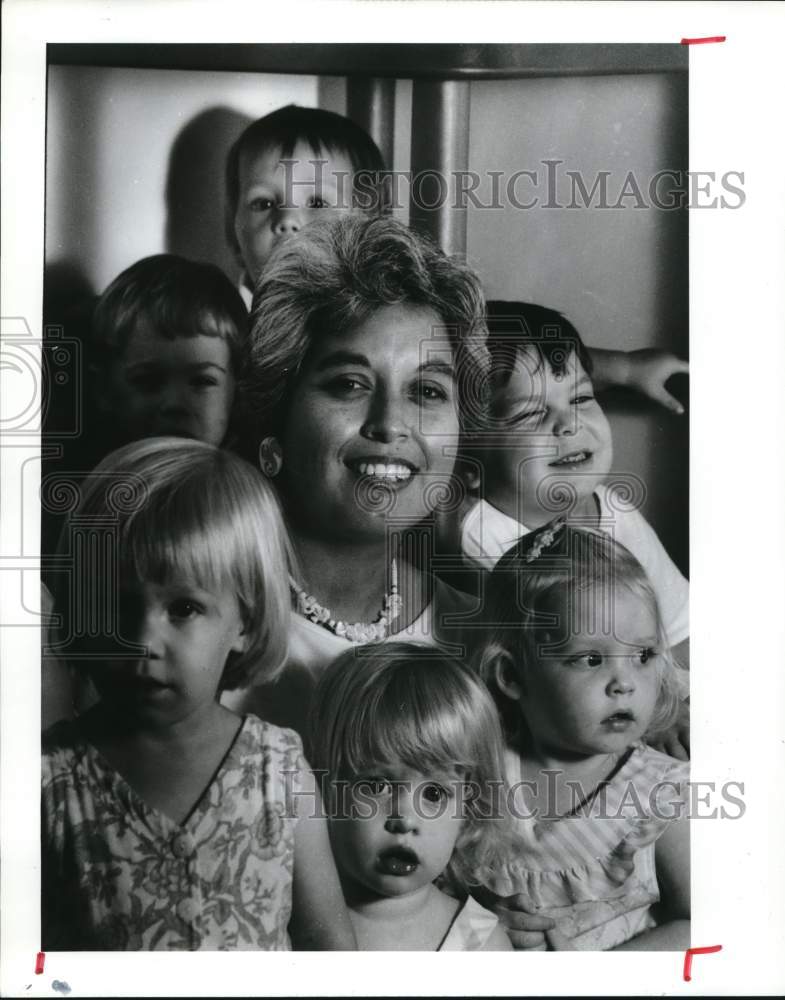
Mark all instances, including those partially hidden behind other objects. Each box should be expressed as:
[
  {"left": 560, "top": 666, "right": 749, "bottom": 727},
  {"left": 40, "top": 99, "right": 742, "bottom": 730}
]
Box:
[
  {"left": 681, "top": 36, "right": 726, "bottom": 45},
  {"left": 683, "top": 944, "right": 722, "bottom": 981},
  {"left": 34, "top": 952, "right": 45, "bottom": 975}
]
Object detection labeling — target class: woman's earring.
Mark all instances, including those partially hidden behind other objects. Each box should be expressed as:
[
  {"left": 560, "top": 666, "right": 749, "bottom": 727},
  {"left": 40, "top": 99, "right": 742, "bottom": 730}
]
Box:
[{"left": 258, "top": 437, "right": 283, "bottom": 478}]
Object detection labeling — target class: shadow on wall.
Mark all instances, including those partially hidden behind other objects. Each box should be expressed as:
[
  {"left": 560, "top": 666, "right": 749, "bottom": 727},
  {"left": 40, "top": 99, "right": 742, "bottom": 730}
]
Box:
[{"left": 165, "top": 106, "right": 252, "bottom": 282}]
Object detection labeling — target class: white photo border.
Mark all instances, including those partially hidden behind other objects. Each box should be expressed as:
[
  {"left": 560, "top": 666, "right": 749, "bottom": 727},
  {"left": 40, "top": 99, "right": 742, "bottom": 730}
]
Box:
[{"left": 2, "top": 1, "right": 785, "bottom": 995}]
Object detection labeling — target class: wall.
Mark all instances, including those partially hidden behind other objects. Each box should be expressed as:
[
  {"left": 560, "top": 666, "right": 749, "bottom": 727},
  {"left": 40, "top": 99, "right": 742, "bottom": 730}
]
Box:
[{"left": 46, "top": 66, "right": 319, "bottom": 294}]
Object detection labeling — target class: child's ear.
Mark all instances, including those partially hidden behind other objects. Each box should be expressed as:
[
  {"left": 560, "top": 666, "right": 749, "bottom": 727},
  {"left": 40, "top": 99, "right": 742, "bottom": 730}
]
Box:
[
  {"left": 230, "top": 624, "right": 248, "bottom": 655},
  {"left": 493, "top": 649, "right": 523, "bottom": 702},
  {"left": 479, "top": 643, "right": 524, "bottom": 701}
]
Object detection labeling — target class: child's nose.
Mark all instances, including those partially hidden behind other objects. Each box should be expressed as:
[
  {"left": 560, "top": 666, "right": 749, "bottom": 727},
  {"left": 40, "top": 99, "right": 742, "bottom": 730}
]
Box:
[
  {"left": 607, "top": 661, "right": 636, "bottom": 695},
  {"left": 126, "top": 607, "right": 165, "bottom": 658},
  {"left": 384, "top": 813, "right": 417, "bottom": 835},
  {"left": 551, "top": 406, "right": 578, "bottom": 436},
  {"left": 272, "top": 207, "right": 305, "bottom": 237},
  {"left": 384, "top": 785, "right": 418, "bottom": 834},
  {"left": 158, "top": 382, "right": 190, "bottom": 414}
]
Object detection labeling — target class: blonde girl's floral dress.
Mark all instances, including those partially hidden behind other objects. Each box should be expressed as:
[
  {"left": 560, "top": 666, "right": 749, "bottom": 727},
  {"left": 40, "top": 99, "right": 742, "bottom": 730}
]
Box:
[
  {"left": 493, "top": 742, "right": 689, "bottom": 951},
  {"left": 42, "top": 714, "right": 303, "bottom": 950}
]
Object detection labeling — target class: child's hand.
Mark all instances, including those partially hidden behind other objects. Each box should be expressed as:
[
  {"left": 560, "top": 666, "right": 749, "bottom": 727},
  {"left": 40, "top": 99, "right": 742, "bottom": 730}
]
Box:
[
  {"left": 491, "top": 892, "right": 556, "bottom": 950},
  {"left": 545, "top": 926, "right": 577, "bottom": 950},
  {"left": 649, "top": 698, "right": 690, "bottom": 761},
  {"left": 625, "top": 349, "right": 689, "bottom": 414}
]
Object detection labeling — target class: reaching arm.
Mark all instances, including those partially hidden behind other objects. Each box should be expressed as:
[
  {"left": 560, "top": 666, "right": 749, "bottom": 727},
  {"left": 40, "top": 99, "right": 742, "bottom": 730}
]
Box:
[
  {"left": 612, "top": 817, "right": 690, "bottom": 951},
  {"left": 590, "top": 348, "right": 689, "bottom": 414},
  {"left": 288, "top": 766, "right": 357, "bottom": 950}
]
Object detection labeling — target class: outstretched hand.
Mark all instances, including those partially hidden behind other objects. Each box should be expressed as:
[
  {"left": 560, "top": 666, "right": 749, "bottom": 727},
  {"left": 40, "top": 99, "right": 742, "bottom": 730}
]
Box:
[{"left": 626, "top": 349, "right": 689, "bottom": 414}]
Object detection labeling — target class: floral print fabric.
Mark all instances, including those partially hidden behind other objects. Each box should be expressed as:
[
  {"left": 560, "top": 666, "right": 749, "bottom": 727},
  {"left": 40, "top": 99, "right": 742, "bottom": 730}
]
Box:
[{"left": 42, "top": 714, "right": 303, "bottom": 950}]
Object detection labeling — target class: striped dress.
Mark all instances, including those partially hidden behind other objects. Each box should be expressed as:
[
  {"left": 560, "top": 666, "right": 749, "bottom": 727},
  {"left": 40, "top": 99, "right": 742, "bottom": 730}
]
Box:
[{"left": 493, "top": 742, "right": 689, "bottom": 950}]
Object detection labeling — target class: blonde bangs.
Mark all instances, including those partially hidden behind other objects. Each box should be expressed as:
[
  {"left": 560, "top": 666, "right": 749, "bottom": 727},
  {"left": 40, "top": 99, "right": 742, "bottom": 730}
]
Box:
[{"left": 63, "top": 438, "right": 291, "bottom": 688}]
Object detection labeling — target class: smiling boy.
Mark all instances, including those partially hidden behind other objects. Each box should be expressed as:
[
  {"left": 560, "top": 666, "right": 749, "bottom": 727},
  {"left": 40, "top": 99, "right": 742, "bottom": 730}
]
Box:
[{"left": 461, "top": 301, "right": 690, "bottom": 659}]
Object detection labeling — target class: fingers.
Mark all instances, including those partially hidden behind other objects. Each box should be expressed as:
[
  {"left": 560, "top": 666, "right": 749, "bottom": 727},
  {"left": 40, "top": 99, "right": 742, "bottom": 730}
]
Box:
[
  {"left": 546, "top": 927, "right": 576, "bottom": 951},
  {"left": 494, "top": 895, "right": 556, "bottom": 933},
  {"left": 503, "top": 892, "right": 538, "bottom": 915},
  {"left": 663, "top": 357, "right": 690, "bottom": 377},
  {"left": 508, "top": 930, "right": 549, "bottom": 950},
  {"left": 650, "top": 383, "right": 686, "bottom": 415},
  {"left": 497, "top": 907, "right": 556, "bottom": 932},
  {"left": 505, "top": 912, "right": 557, "bottom": 932}
]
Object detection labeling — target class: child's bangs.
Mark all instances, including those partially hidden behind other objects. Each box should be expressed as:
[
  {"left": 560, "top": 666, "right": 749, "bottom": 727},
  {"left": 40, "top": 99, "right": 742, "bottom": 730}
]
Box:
[
  {"left": 120, "top": 487, "right": 240, "bottom": 597},
  {"left": 144, "top": 294, "right": 236, "bottom": 345},
  {"left": 341, "top": 668, "right": 480, "bottom": 780}
]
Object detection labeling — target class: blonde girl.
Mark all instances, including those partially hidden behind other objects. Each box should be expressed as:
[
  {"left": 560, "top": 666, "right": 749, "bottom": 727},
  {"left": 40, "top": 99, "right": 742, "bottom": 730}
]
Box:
[
  {"left": 42, "top": 437, "right": 355, "bottom": 951},
  {"left": 481, "top": 522, "right": 690, "bottom": 951},
  {"left": 309, "top": 641, "right": 514, "bottom": 951}
]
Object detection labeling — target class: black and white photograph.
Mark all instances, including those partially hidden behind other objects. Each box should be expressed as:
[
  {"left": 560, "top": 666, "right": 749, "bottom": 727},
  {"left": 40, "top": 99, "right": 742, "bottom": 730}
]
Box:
[{"left": 2, "top": 2, "right": 785, "bottom": 995}]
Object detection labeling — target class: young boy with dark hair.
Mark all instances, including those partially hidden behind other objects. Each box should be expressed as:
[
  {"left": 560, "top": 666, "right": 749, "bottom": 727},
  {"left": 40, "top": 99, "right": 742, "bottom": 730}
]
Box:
[
  {"left": 225, "top": 104, "right": 389, "bottom": 307},
  {"left": 461, "top": 300, "right": 689, "bottom": 658}
]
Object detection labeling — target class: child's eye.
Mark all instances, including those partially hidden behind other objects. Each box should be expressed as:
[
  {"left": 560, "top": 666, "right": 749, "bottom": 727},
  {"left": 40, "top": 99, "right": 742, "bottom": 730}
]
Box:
[
  {"left": 637, "top": 647, "right": 656, "bottom": 665},
  {"left": 567, "top": 652, "right": 604, "bottom": 668},
  {"left": 190, "top": 375, "right": 219, "bottom": 389},
  {"left": 572, "top": 393, "right": 596, "bottom": 405},
  {"left": 421, "top": 782, "right": 451, "bottom": 804},
  {"left": 356, "top": 777, "right": 392, "bottom": 797},
  {"left": 249, "top": 197, "right": 275, "bottom": 212},
  {"left": 308, "top": 195, "right": 329, "bottom": 209},
  {"left": 168, "top": 599, "right": 203, "bottom": 621}
]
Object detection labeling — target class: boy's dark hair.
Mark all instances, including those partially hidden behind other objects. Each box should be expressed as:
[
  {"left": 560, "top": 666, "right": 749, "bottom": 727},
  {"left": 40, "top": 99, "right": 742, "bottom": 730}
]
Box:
[
  {"left": 91, "top": 254, "right": 248, "bottom": 372},
  {"left": 486, "top": 300, "right": 594, "bottom": 392},
  {"left": 225, "top": 104, "right": 390, "bottom": 253}
]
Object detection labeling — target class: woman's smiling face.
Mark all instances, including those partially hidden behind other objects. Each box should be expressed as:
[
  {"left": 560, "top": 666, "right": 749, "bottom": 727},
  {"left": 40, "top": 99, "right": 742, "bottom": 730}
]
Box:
[{"left": 276, "top": 302, "right": 460, "bottom": 542}]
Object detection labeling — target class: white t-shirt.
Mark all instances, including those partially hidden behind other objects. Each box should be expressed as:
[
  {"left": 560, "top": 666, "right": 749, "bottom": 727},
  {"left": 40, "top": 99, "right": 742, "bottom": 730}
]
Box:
[{"left": 461, "top": 483, "right": 689, "bottom": 647}]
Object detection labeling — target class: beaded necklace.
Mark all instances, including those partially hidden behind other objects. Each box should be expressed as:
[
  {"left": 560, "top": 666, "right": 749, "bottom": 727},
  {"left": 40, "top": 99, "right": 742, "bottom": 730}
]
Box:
[{"left": 290, "top": 559, "right": 402, "bottom": 644}]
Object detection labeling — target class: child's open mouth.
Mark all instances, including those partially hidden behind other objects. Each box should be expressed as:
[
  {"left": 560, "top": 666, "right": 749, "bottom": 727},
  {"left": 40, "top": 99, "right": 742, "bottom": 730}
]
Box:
[
  {"left": 377, "top": 846, "right": 420, "bottom": 876},
  {"left": 549, "top": 450, "right": 592, "bottom": 467},
  {"left": 602, "top": 710, "right": 636, "bottom": 731}
]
